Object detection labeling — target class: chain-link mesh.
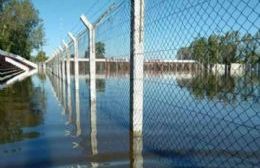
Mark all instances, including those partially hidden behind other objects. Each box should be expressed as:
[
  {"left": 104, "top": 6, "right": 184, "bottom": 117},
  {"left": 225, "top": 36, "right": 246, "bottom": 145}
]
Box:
[
  {"left": 68, "top": 42, "right": 75, "bottom": 75},
  {"left": 46, "top": 0, "right": 260, "bottom": 167},
  {"left": 141, "top": 0, "right": 259, "bottom": 167},
  {"left": 95, "top": 0, "right": 131, "bottom": 129},
  {"left": 96, "top": 0, "right": 260, "bottom": 167},
  {"left": 78, "top": 30, "right": 90, "bottom": 74}
]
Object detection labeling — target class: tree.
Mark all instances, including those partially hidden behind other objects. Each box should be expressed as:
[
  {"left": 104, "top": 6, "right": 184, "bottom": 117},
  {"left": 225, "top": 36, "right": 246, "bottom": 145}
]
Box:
[
  {"left": 178, "top": 30, "right": 258, "bottom": 75},
  {"left": 0, "top": 0, "right": 9, "bottom": 12},
  {"left": 252, "top": 31, "right": 260, "bottom": 65},
  {"left": 208, "top": 34, "right": 220, "bottom": 70},
  {"left": 35, "top": 51, "right": 47, "bottom": 62},
  {"left": 96, "top": 42, "right": 105, "bottom": 58},
  {"left": 190, "top": 37, "right": 208, "bottom": 68},
  {"left": 220, "top": 31, "right": 240, "bottom": 75},
  {"left": 239, "top": 33, "right": 255, "bottom": 64},
  {"left": 176, "top": 47, "right": 192, "bottom": 60},
  {"left": 0, "top": 0, "right": 45, "bottom": 59},
  {"left": 30, "top": 23, "right": 46, "bottom": 50}
]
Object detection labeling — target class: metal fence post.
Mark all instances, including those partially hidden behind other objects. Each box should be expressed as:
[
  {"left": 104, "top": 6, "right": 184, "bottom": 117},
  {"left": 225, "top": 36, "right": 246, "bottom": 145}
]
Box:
[
  {"left": 68, "top": 32, "right": 79, "bottom": 90},
  {"left": 51, "top": 55, "right": 53, "bottom": 74},
  {"left": 54, "top": 53, "right": 56, "bottom": 75},
  {"left": 53, "top": 52, "right": 56, "bottom": 76},
  {"left": 62, "top": 47, "right": 66, "bottom": 81},
  {"left": 63, "top": 41, "right": 71, "bottom": 86},
  {"left": 80, "top": 15, "right": 96, "bottom": 102},
  {"left": 130, "top": 0, "right": 145, "bottom": 167},
  {"left": 54, "top": 51, "right": 58, "bottom": 76},
  {"left": 58, "top": 50, "right": 61, "bottom": 78},
  {"left": 53, "top": 57, "right": 55, "bottom": 75},
  {"left": 81, "top": 14, "right": 99, "bottom": 159},
  {"left": 59, "top": 46, "right": 65, "bottom": 81},
  {"left": 130, "top": 0, "right": 145, "bottom": 135},
  {"left": 57, "top": 50, "right": 60, "bottom": 78}
]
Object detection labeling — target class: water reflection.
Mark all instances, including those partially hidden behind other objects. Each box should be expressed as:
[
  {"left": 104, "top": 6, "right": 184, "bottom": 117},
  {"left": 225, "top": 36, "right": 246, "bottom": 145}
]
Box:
[
  {"left": 0, "top": 69, "right": 256, "bottom": 167},
  {"left": 48, "top": 72, "right": 140, "bottom": 167},
  {"left": 75, "top": 87, "right": 81, "bottom": 136},
  {"left": 66, "top": 77, "right": 72, "bottom": 124},
  {"left": 48, "top": 69, "right": 260, "bottom": 167},
  {"left": 130, "top": 98, "right": 143, "bottom": 168},
  {"left": 130, "top": 131, "right": 143, "bottom": 168},
  {"left": 90, "top": 100, "right": 98, "bottom": 167},
  {"left": 62, "top": 74, "right": 67, "bottom": 115},
  {"left": 0, "top": 77, "right": 46, "bottom": 144},
  {"left": 176, "top": 72, "right": 260, "bottom": 103}
]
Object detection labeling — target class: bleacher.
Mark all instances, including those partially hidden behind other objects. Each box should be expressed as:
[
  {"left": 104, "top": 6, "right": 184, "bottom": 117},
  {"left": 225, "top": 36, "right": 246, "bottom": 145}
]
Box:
[{"left": 0, "top": 56, "right": 24, "bottom": 84}]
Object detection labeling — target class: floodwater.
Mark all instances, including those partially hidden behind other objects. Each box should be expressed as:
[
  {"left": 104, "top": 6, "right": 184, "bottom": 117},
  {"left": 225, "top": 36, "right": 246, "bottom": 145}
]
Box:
[{"left": 0, "top": 71, "right": 259, "bottom": 168}]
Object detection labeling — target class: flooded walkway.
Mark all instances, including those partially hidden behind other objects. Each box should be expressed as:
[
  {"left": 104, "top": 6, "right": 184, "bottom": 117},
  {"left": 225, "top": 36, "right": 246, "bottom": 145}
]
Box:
[{"left": 0, "top": 71, "right": 259, "bottom": 168}]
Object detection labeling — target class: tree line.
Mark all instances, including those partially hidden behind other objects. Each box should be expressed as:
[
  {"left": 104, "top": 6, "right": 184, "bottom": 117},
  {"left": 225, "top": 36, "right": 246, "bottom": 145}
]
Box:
[
  {"left": 81, "top": 41, "right": 105, "bottom": 59},
  {"left": 177, "top": 31, "right": 260, "bottom": 74},
  {"left": 0, "top": 0, "right": 45, "bottom": 60}
]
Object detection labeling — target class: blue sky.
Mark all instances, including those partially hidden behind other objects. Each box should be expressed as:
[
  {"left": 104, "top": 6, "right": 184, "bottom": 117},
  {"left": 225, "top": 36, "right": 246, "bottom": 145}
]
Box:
[
  {"left": 31, "top": 0, "right": 259, "bottom": 59},
  {"left": 32, "top": 0, "right": 113, "bottom": 56}
]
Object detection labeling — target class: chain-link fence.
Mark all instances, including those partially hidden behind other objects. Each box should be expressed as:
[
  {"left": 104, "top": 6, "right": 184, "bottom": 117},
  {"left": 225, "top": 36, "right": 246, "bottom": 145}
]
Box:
[
  {"left": 46, "top": 0, "right": 260, "bottom": 167},
  {"left": 95, "top": 0, "right": 131, "bottom": 130},
  {"left": 142, "top": 0, "right": 259, "bottom": 167}
]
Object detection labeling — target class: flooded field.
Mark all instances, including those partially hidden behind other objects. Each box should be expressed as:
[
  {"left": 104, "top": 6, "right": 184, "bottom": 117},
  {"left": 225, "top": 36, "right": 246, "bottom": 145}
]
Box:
[{"left": 0, "top": 71, "right": 259, "bottom": 167}]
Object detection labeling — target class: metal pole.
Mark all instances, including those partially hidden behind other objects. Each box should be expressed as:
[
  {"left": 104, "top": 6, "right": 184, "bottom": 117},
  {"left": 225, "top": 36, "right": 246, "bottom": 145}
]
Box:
[
  {"left": 130, "top": 1, "right": 145, "bottom": 167},
  {"left": 55, "top": 53, "right": 57, "bottom": 76},
  {"left": 63, "top": 41, "right": 71, "bottom": 85},
  {"left": 80, "top": 15, "right": 96, "bottom": 102},
  {"left": 60, "top": 46, "right": 66, "bottom": 81},
  {"left": 130, "top": 0, "right": 144, "bottom": 135},
  {"left": 53, "top": 52, "right": 55, "bottom": 75},
  {"left": 52, "top": 52, "right": 56, "bottom": 75},
  {"left": 53, "top": 51, "right": 58, "bottom": 75},
  {"left": 68, "top": 32, "right": 79, "bottom": 90},
  {"left": 57, "top": 50, "right": 61, "bottom": 78},
  {"left": 56, "top": 50, "right": 60, "bottom": 77}
]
